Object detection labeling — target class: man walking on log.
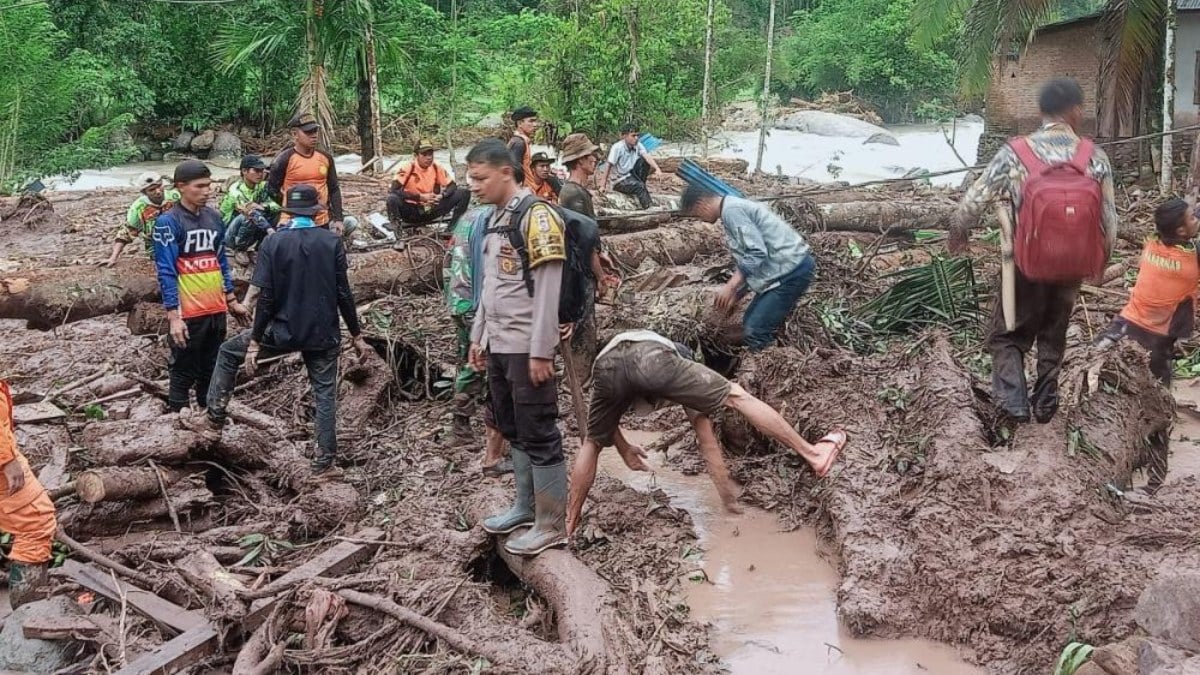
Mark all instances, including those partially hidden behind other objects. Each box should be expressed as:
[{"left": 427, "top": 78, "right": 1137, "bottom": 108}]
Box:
[
  {"left": 565, "top": 330, "right": 846, "bottom": 536},
  {"left": 0, "top": 380, "right": 58, "bottom": 609},
  {"left": 102, "top": 172, "right": 179, "bottom": 268},
  {"left": 466, "top": 138, "right": 570, "bottom": 556},
  {"left": 950, "top": 78, "right": 1117, "bottom": 423},
  {"left": 184, "top": 184, "right": 370, "bottom": 475},
  {"left": 444, "top": 205, "right": 512, "bottom": 475},
  {"left": 267, "top": 112, "right": 357, "bottom": 237},
  {"left": 600, "top": 123, "right": 662, "bottom": 210},
  {"left": 386, "top": 139, "right": 471, "bottom": 231},
  {"left": 153, "top": 160, "right": 250, "bottom": 412},
  {"left": 507, "top": 106, "right": 540, "bottom": 188},
  {"left": 680, "top": 184, "right": 816, "bottom": 352}
]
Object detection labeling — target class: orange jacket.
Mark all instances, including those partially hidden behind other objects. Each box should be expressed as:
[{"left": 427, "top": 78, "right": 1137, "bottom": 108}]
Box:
[
  {"left": 394, "top": 161, "right": 452, "bottom": 205},
  {"left": 1120, "top": 237, "right": 1200, "bottom": 337},
  {"left": 532, "top": 177, "right": 558, "bottom": 203},
  {"left": 0, "top": 381, "right": 15, "bottom": 465}
]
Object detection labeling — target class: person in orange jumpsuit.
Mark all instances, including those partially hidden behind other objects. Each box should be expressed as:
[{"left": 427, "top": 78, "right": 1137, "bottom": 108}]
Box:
[
  {"left": 0, "top": 381, "right": 57, "bottom": 608},
  {"left": 1095, "top": 197, "right": 1200, "bottom": 493}
]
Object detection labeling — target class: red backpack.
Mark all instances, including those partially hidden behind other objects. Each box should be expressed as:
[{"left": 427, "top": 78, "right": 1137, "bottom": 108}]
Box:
[{"left": 1009, "top": 137, "right": 1107, "bottom": 283}]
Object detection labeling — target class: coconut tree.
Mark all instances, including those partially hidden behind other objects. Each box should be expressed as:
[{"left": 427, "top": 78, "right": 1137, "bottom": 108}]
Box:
[{"left": 214, "top": 0, "right": 418, "bottom": 168}]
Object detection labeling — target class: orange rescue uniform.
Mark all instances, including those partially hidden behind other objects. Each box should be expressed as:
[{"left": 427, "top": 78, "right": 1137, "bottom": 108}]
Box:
[
  {"left": 0, "top": 382, "right": 56, "bottom": 564},
  {"left": 268, "top": 147, "right": 342, "bottom": 226},
  {"left": 532, "top": 178, "right": 558, "bottom": 203},
  {"left": 1120, "top": 237, "right": 1200, "bottom": 337},
  {"left": 394, "top": 161, "right": 452, "bottom": 205},
  {"left": 508, "top": 133, "right": 538, "bottom": 190}
]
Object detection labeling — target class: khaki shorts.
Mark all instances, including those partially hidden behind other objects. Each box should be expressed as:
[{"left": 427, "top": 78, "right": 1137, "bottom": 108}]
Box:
[{"left": 587, "top": 341, "right": 731, "bottom": 447}]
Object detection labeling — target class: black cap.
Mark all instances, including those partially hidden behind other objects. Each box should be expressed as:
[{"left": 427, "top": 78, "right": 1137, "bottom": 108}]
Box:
[
  {"left": 240, "top": 155, "right": 267, "bottom": 170},
  {"left": 173, "top": 159, "right": 211, "bottom": 184},
  {"left": 512, "top": 106, "right": 538, "bottom": 122},
  {"left": 530, "top": 152, "right": 554, "bottom": 166},
  {"left": 288, "top": 112, "right": 320, "bottom": 132},
  {"left": 282, "top": 184, "right": 326, "bottom": 216}
]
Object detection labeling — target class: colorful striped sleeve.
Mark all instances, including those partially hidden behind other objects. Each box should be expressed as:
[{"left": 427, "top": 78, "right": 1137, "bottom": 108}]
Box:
[{"left": 152, "top": 211, "right": 183, "bottom": 311}]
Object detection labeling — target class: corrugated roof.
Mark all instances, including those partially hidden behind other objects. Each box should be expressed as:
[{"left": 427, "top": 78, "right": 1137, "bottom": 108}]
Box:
[{"left": 1182, "top": 0, "right": 1200, "bottom": 10}]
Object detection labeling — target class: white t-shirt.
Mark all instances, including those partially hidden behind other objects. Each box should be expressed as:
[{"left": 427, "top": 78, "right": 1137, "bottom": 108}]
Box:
[{"left": 607, "top": 141, "right": 647, "bottom": 184}]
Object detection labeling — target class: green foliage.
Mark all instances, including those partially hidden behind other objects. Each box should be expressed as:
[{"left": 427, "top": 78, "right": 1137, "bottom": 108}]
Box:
[
  {"left": 1053, "top": 641, "right": 1095, "bottom": 675},
  {"left": 779, "top": 0, "right": 961, "bottom": 121},
  {"left": 82, "top": 404, "right": 107, "bottom": 421}
]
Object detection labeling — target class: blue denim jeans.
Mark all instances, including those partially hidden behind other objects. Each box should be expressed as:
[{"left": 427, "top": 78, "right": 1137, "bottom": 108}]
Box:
[
  {"left": 226, "top": 212, "right": 272, "bottom": 251},
  {"left": 206, "top": 329, "right": 341, "bottom": 467},
  {"left": 742, "top": 255, "right": 816, "bottom": 351}
]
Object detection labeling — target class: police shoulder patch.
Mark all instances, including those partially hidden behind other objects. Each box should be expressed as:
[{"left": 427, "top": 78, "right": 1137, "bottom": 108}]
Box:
[{"left": 525, "top": 204, "right": 567, "bottom": 267}]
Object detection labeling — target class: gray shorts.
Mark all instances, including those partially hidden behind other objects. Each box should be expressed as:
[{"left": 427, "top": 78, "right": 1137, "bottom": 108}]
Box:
[{"left": 587, "top": 341, "right": 731, "bottom": 447}]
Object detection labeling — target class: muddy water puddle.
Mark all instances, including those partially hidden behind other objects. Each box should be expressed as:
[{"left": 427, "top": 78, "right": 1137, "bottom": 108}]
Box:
[{"left": 598, "top": 431, "right": 981, "bottom": 674}]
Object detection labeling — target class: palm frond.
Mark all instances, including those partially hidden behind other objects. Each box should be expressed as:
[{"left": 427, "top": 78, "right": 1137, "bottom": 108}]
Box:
[
  {"left": 1101, "top": 0, "right": 1167, "bottom": 129},
  {"left": 958, "top": 0, "right": 1059, "bottom": 97},
  {"left": 911, "top": 0, "right": 972, "bottom": 48}
]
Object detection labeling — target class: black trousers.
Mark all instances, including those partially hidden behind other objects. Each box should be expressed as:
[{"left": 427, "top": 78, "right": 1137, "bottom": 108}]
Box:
[
  {"left": 167, "top": 313, "right": 227, "bottom": 412},
  {"left": 987, "top": 269, "right": 1079, "bottom": 416},
  {"left": 487, "top": 352, "right": 563, "bottom": 466},
  {"left": 386, "top": 186, "right": 470, "bottom": 227},
  {"left": 613, "top": 158, "right": 652, "bottom": 209}
]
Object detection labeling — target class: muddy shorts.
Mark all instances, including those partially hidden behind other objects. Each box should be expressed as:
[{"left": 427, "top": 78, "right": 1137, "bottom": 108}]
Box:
[{"left": 587, "top": 341, "right": 731, "bottom": 447}]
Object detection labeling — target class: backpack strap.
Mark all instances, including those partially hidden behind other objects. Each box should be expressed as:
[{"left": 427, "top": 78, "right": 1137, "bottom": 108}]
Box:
[
  {"left": 1008, "top": 137, "right": 1046, "bottom": 174},
  {"left": 1069, "top": 138, "right": 1095, "bottom": 174},
  {"left": 486, "top": 193, "right": 542, "bottom": 297}
]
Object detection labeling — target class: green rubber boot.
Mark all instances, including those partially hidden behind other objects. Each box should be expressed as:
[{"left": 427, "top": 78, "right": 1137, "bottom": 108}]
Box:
[
  {"left": 9, "top": 561, "right": 47, "bottom": 609},
  {"left": 504, "top": 461, "right": 569, "bottom": 557},
  {"left": 482, "top": 447, "right": 534, "bottom": 534}
]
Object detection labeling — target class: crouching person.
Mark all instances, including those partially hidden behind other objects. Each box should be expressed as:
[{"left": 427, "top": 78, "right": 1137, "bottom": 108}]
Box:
[
  {"left": 566, "top": 330, "right": 846, "bottom": 536},
  {"left": 0, "top": 380, "right": 57, "bottom": 609},
  {"left": 183, "top": 185, "right": 370, "bottom": 475}
]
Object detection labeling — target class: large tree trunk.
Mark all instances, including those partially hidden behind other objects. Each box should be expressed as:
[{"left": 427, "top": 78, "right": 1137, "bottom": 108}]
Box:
[
  {"left": 357, "top": 27, "right": 384, "bottom": 174},
  {"left": 76, "top": 466, "right": 185, "bottom": 503},
  {"left": 701, "top": 0, "right": 716, "bottom": 159},
  {"left": 1162, "top": 1, "right": 1178, "bottom": 195},
  {"left": 59, "top": 477, "right": 215, "bottom": 537},
  {"left": 80, "top": 418, "right": 210, "bottom": 466},
  {"left": 755, "top": 0, "right": 776, "bottom": 174},
  {"left": 2, "top": 240, "right": 444, "bottom": 330}
]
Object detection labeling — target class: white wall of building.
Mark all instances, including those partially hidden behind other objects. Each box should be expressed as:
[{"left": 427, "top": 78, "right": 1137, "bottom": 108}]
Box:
[{"left": 1175, "top": 13, "right": 1200, "bottom": 127}]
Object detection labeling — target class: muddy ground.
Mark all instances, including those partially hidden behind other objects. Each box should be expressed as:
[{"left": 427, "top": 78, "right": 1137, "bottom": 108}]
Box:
[{"left": 0, "top": 170, "right": 1195, "bottom": 674}]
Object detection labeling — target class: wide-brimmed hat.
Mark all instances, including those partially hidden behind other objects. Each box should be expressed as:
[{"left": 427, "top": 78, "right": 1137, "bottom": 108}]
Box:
[
  {"left": 559, "top": 133, "right": 600, "bottom": 163},
  {"left": 134, "top": 171, "right": 164, "bottom": 192},
  {"left": 530, "top": 152, "right": 554, "bottom": 166},
  {"left": 282, "top": 184, "right": 326, "bottom": 216}
]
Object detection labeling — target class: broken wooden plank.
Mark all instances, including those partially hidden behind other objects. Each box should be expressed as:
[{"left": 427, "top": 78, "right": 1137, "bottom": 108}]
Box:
[
  {"left": 22, "top": 615, "right": 102, "bottom": 641},
  {"left": 12, "top": 401, "right": 67, "bottom": 424},
  {"left": 112, "top": 625, "right": 219, "bottom": 675},
  {"left": 244, "top": 527, "right": 384, "bottom": 629},
  {"left": 55, "top": 560, "right": 205, "bottom": 634}
]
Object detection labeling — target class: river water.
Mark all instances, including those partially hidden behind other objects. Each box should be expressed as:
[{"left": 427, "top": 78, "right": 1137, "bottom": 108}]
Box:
[
  {"left": 601, "top": 431, "right": 984, "bottom": 675},
  {"left": 44, "top": 119, "right": 984, "bottom": 192}
]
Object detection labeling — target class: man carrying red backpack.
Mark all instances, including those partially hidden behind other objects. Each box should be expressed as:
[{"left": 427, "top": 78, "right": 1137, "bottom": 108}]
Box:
[{"left": 950, "top": 78, "right": 1117, "bottom": 423}]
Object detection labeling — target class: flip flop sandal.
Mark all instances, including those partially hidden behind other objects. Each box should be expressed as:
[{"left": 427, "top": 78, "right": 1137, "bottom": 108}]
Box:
[{"left": 814, "top": 430, "right": 848, "bottom": 478}]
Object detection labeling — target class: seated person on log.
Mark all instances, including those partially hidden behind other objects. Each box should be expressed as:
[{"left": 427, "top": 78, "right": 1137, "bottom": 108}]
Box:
[
  {"left": 565, "top": 330, "right": 847, "bottom": 536},
  {"left": 0, "top": 379, "right": 58, "bottom": 609},
  {"left": 680, "top": 184, "right": 816, "bottom": 352},
  {"left": 599, "top": 123, "right": 662, "bottom": 210},
  {"left": 220, "top": 155, "right": 280, "bottom": 264},
  {"left": 1094, "top": 197, "right": 1199, "bottom": 493},
  {"left": 102, "top": 171, "right": 179, "bottom": 267},
  {"left": 386, "top": 139, "right": 470, "bottom": 231}
]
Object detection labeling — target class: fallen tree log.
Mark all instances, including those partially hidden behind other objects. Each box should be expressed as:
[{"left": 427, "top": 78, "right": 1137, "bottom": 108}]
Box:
[
  {"left": 76, "top": 466, "right": 184, "bottom": 503},
  {"left": 774, "top": 198, "right": 958, "bottom": 233},
  {"left": 59, "top": 478, "right": 215, "bottom": 537},
  {"left": 1, "top": 238, "right": 444, "bottom": 330},
  {"left": 80, "top": 417, "right": 210, "bottom": 465},
  {"left": 605, "top": 223, "right": 725, "bottom": 269}
]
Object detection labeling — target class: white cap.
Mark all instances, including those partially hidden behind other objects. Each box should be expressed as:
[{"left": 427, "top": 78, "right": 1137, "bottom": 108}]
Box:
[{"left": 134, "top": 171, "right": 164, "bottom": 192}]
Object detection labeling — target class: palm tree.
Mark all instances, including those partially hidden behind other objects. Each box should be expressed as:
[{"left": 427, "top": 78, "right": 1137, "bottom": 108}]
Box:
[
  {"left": 914, "top": 0, "right": 1167, "bottom": 120},
  {"left": 214, "top": 0, "right": 416, "bottom": 168}
]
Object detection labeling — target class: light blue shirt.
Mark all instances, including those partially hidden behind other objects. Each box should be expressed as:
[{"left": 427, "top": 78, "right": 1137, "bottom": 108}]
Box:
[
  {"left": 607, "top": 141, "right": 648, "bottom": 184},
  {"left": 720, "top": 196, "right": 810, "bottom": 293},
  {"left": 289, "top": 215, "right": 316, "bottom": 229}
]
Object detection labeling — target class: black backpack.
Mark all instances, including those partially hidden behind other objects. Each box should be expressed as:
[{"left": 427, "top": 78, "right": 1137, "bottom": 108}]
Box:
[{"left": 490, "top": 194, "right": 600, "bottom": 324}]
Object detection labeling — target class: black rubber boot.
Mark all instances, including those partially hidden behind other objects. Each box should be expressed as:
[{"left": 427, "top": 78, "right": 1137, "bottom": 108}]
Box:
[
  {"left": 504, "top": 461, "right": 568, "bottom": 557},
  {"left": 482, "top": 447, "right": 534, "bottom": 534},
  {"left": 9, "top": 562, "right": 47, "bottom": 609}
]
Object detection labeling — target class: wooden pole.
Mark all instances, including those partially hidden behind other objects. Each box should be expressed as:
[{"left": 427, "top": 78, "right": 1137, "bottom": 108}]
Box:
[
  {"left": 1162, "top": 0, "right": 1178, "bottom": 195},
  {"left": 701, "top": 0, "right": 716, "bottom": 159},
  {"left": 364, "top": 24, "right": 384, "bottom": 174},
  {"left": 755, "top": 0, "right": 776, "bottom": 174}
]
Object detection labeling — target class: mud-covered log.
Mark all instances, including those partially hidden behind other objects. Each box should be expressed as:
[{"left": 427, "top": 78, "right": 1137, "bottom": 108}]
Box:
[
  {"left": 60, "top": 479, "right": 215, "bottom": 537},
  {"left": 605, "top": 223, "right": 725, "bottom": 269},
  {"left": 76, "top": 466, "right": 184, "bottom": 503},
  {"left": 657, "top": 155, "right": 749, "bottom": 176},
  {"left": 597, "top": 211, "right": 675, "bottom": 234},
  {"left": 339, "top": 350, "right": 392, "bottom": 431},
  {"left": 774, "top": 198, "right": 957, "bottom": 233},
  {"left": 599, "top": 285, "right": 741, "bottom": 349},
  {"left": 80, "top": 418, "right": 211, "bottom": 465},
  {"left": 127, "top": 301, "right": 168, "bottom": 336},
  {"left": 1, "top": 239, "right": 445, "bottom": 330}
]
